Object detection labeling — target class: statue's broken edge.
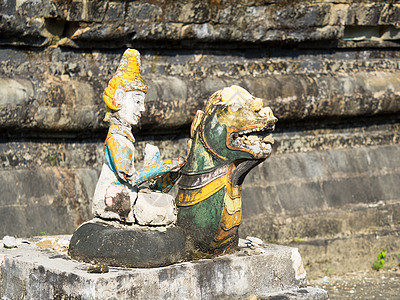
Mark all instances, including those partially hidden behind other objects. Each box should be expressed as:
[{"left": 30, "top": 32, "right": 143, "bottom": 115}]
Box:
[{"left": 68, "top": 49, "right": 278, "bottom": 268}]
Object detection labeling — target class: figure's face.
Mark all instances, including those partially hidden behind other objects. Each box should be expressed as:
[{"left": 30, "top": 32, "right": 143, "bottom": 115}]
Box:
[{"left": 115, "top": 89, "right": 146, "bottom": 125}]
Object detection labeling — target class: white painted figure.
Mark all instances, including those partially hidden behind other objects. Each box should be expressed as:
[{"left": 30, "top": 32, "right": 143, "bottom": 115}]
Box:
[{"left": 92, "top": 49, "right": 181, "bottom": 225}]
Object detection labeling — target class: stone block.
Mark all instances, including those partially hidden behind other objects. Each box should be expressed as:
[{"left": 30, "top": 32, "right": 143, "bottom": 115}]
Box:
[
  {"left": 369, "top": 144, "right": 400, "bottom": 170},
  {"left": 0, "top": 238, "right": 327, "bottom": 299},
  {"left": 0, "top": 168, "right": 94, "bottom": 238},
  {"left": 0, "top": 77, "right": 33, "bottom": 106},
  {"left": 66, "top": 1, "right": 84, "bottom": 21},
  {"left": 104, "top": 2, "right": 125, "bottom": 22},
  {"left": 17, "top": 0, "right": 48, "bottom": 18},
  {"left": 0, "top": 0, "right": 16, "bottom": 16},
  {"left": 277, "top": 182, "right": 326, "bottom": 212},
  {"left": 376, "top": 174, "right": 400, "bottom": 202},
  {"left": 271, "top": 4, "right": 332, "bottom": 29},
  {"left": 127, "top": 2, "right": 163, "bottom": 23},
  {"left": 323, "top": 147, "right": 370, "bottom": 175},
  {"left": 241, "top": 185, "right": 282, "bottom": 217},
  {"left": 175, "top": 2, "right": 211, "bottom": 24},
  {"left": 260, "top": 152, "right": 325, "bottom": 183},
  {"left": 322, "top": 176, "right": 382, "bottom": 207},
  {"left": 0, "top": 206, "right": 27, "bottom": 237},
  {"left": 351, "top": 4, "right": 382, "bottom": 26},
  {"left": 0, "top": 205, "right": 73, "bottom": 238},
  {"left": 134, "top": 192, "right": 177, "bottom": 226},
  {"left": 379, "top": 4, "right": 400, "bottom": 25},
  {"left": 0, "top": 171, "right": 19, "bottom": 206},
  {"left": 86, "top": 0, "right": 108, "bottom": 22}
]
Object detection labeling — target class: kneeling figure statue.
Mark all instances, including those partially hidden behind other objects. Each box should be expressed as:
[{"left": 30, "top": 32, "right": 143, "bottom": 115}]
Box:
[{"left": 91, "top": 49, "right": 181, "bottom": 226}]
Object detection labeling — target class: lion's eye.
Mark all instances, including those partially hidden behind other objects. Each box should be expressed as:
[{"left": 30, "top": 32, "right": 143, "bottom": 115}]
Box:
[{"left": 229, "top": 103, "right": 241, "bottom": 113}]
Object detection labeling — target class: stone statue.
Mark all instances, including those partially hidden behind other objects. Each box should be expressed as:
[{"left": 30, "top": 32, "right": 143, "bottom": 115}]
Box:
[
  {"left": 92, "top": 49, "right": 183, "bottom": 225},
  {"left": 69, "top": 50, "right": 278, "bottom": 268}
]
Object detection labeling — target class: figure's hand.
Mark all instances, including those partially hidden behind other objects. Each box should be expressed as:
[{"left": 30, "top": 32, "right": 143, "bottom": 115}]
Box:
[
  {"left": 136, "top": 157, "right": 186, "bottom": 186},
  {"left": 163, "top": 156, "right": 186, "bottom": 172},
  {"left": 149, "top": 157, "right": 186, "bottom": 193}
]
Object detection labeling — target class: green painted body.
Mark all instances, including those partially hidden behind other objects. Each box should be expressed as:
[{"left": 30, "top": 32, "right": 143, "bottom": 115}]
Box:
[{"left": 177, "top": 189, "right": 226, "bottom": 252}]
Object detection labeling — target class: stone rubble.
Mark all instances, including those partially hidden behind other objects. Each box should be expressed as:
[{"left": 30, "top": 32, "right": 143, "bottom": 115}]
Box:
[
  {"left": 2, "top": 236, "right": 17, "bottom": 249},
  {"left": 134, "top": 191, "right": 177, "bottom": 226}
]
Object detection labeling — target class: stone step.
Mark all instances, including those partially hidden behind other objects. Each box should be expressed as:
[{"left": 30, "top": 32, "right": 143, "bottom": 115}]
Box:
[
  {"left": 259, "top": 287, "right": 329, "bottom": 300},
  {"left": 0, "top": 236, "right": 327, "bottom": 299}
]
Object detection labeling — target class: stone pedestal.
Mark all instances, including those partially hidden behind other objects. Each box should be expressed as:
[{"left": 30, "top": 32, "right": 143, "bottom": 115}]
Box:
[{"left": 0, "top": 236, "right": 327, "bottom": 299}]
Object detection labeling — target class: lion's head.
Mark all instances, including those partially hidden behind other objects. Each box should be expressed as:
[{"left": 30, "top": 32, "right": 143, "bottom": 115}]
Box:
[{"left": 193, "top": 85, "right": 277, "bottom": 162}]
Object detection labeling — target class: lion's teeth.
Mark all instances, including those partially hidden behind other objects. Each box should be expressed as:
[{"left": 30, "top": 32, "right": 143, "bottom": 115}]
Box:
[
  {"left": 263, "top": 136, "right": 275, "bottom": 144},
  {"left": 249, "top": 144, "right": 261, "bottom": 154},
  {"left": 244, "top": 139, "right": 252, "bottom": 145},
  {"left": 248, "top": 135, "right": 259, "bottom": 142}
]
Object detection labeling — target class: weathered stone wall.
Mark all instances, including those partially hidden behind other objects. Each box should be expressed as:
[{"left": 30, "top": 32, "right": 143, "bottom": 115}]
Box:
[{"left": 1, "top": 0, "right": 399, "bottom": 259}]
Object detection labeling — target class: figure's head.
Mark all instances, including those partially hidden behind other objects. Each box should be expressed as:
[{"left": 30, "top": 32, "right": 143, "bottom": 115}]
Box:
[
  {"left": 114, "top": 89, "right": 145, "bottom": 125},
  {"left": 103, "top": 49, "right": 147, "bottom": 125}
]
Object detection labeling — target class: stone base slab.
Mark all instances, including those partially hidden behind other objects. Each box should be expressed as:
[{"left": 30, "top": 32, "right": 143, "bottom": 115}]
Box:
[{"left": 0, "top": 237, "right": 327, "bottom": 299}]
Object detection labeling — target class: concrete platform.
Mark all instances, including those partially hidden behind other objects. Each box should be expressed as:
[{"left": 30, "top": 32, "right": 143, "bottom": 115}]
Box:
[{"left": 0, "top": 236, "right": 327, "bottom": 299}]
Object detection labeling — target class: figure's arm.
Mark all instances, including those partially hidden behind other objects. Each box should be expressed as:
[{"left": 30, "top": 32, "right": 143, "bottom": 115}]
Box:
[
  {"left": 105, "top": 136, "right": 137, "bottom": 185},
  {"left": 106, "top": 136, "right": 185, "bottom": 188},
  {"left": 136, "top": 158, "right": 185, "bottom": 187}
]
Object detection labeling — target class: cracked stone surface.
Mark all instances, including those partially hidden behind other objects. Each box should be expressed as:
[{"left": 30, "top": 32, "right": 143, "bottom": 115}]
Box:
[{"left": 0, "top": 237, "right": 327, "bottom": 299}]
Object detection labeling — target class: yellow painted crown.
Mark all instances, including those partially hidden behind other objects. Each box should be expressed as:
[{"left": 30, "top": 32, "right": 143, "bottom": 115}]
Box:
[{"left": 103, "top": 49, "right": 148, "bottom": 111}]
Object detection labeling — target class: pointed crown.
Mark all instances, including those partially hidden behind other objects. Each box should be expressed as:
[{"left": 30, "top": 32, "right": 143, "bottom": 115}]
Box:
[{"left": 103, "top": 49, "right": 148, "bottom": 111}]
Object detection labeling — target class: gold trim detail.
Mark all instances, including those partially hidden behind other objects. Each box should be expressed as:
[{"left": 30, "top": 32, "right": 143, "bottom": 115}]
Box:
[
  {"left": 177, "top": 175, "right": 227, "bottom": 206},
  {"left": 210, "top": 235, "right": 234, "bottom": 248},
  {"left": 226, "top": 178, "right": 242, "bottom": 199},
  {"left": 224, "top": 192, "right": 241, "bottom": 215},
  {"left": 220, "top": 206, "right": 242, "bottom": 230}
]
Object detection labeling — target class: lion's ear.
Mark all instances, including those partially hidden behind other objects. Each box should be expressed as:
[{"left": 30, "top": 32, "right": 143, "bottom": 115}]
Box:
[{"left": 190, "top": 110, "right": 204, "bottom": 138}]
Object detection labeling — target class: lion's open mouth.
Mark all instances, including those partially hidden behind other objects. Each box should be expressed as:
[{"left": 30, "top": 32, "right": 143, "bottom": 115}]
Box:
[{"left": 230, "top": 126, "right": 275, "bottom": 156}]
